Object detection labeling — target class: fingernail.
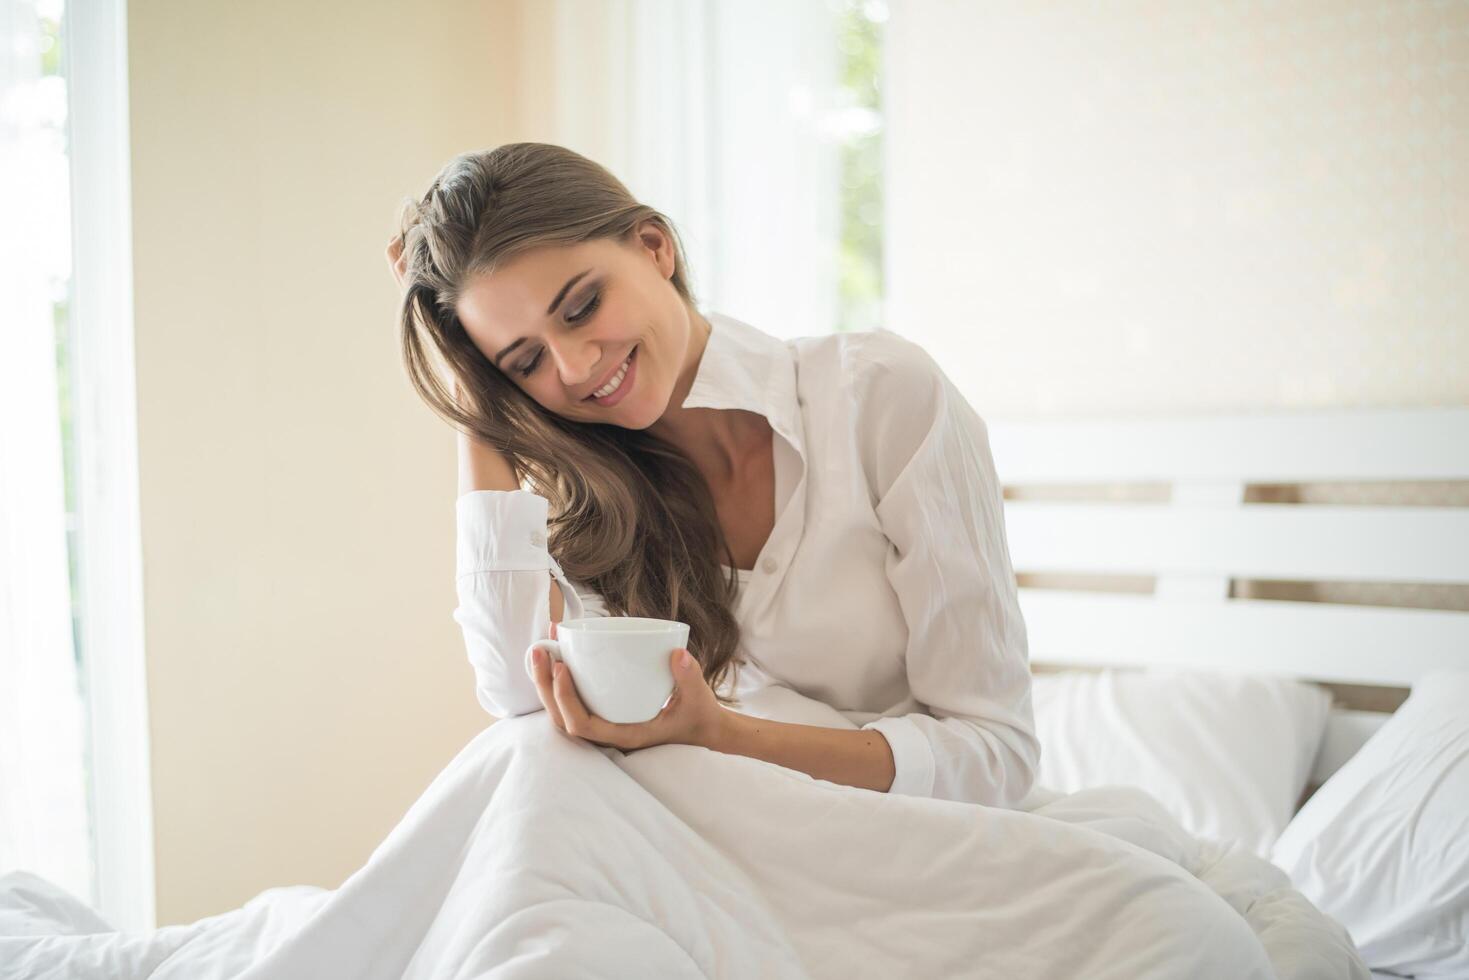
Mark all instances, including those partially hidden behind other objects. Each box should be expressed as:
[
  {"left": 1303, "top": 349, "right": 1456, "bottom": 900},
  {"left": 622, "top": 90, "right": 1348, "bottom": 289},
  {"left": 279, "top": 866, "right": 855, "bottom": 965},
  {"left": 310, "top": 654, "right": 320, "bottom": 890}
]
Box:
[
  {"left": 532, "top": 647, "right": 543, "bottom": 666},
  {"left": 680, "top": 650, "right": 693, "bottom": 668}
]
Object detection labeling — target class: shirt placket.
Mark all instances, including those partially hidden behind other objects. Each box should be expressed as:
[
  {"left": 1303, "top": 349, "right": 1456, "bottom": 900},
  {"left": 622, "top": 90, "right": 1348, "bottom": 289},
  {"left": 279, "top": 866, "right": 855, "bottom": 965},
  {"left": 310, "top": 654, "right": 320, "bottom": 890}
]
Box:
[{"left": 741, "top": 418, "right": 808, "bottom": 622}]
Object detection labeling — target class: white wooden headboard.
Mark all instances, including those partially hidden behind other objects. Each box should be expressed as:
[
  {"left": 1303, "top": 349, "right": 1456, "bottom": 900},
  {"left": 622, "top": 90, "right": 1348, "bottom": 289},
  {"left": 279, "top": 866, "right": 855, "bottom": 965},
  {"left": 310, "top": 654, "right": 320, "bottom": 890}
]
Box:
[{"left": 986, "top": 407, "right": 1469, "bottom": 785}]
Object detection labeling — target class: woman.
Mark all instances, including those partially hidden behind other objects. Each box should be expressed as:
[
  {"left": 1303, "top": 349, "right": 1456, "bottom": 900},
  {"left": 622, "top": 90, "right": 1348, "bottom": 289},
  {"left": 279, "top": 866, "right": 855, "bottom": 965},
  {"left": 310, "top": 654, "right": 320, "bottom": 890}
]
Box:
[
  {"left": 389, "top": 141, "right": 1038, "bottom": 805},
  {"left": 0, "top": 144, "right": 1359, "bottom": 980}
]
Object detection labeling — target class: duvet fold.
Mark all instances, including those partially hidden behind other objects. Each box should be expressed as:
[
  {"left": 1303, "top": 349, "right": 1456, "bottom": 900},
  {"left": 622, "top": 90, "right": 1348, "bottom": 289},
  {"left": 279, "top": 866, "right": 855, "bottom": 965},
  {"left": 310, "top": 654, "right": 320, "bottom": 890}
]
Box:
[{"left": 0, "top": 709, "right": 1368, "bottom": 979}]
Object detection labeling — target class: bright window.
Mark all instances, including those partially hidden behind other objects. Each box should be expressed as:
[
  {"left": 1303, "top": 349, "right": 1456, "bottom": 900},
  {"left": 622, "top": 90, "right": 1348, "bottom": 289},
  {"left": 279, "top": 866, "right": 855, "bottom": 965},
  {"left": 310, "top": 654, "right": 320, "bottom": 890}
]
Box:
[
  {"left": 3, "top": 0, "right": 155, "bottom": 930},
  {"left": 0, "top": 0, "right": 95, "bottom": 908}
]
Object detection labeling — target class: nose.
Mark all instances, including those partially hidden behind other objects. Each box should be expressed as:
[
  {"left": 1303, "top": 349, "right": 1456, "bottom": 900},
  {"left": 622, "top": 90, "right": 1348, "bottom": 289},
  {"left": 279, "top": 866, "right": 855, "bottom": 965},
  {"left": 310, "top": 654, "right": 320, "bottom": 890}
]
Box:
[{"left": 544, "top": 333, "right": 600, "bottom": 390}]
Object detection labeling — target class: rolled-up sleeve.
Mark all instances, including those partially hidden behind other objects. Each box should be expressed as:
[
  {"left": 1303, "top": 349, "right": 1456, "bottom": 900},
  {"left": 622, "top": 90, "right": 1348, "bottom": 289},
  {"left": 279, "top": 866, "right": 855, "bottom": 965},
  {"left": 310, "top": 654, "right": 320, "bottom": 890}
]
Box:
[
  {"left": 853, "top": 333, "right": 1040, "bottom": 807},
  {"left": 452, "top": 489, "right": 606, "bottom": 719}
]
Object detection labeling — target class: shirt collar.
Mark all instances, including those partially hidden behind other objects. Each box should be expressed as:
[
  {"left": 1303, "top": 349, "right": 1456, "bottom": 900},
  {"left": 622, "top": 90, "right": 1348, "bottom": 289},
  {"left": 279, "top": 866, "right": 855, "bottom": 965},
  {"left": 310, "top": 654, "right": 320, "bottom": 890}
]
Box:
[{"left": 679, "top": 311, "right": 805, "bottom": 458}]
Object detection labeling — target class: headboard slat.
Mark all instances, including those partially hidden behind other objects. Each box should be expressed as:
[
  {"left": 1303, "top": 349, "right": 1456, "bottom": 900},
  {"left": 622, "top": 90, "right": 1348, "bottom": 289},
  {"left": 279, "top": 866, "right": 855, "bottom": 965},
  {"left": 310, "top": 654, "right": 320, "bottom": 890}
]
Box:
[
  {"left": 1005, "top": 502, "right": 1469, "bottom": 584},
  {"left": 1019, "top": 588, "right": 1469, "bottom": 687},
  {"left": 988, "top": 407, "right": 1469, "bottom": 484}
]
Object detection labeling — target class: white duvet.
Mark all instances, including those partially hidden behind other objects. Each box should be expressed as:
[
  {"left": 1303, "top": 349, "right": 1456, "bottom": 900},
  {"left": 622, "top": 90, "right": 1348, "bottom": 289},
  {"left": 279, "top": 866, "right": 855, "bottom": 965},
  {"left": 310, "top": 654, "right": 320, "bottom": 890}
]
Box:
[{"left": 0, "top": 691, "right": 1367, "bottom": 979}]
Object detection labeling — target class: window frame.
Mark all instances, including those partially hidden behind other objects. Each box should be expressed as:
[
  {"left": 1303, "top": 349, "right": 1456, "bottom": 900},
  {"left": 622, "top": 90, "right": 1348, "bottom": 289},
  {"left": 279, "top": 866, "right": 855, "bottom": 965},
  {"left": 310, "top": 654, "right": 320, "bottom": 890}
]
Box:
[{"left": 65, "top": 0, "right": 157, "bottom": 932}]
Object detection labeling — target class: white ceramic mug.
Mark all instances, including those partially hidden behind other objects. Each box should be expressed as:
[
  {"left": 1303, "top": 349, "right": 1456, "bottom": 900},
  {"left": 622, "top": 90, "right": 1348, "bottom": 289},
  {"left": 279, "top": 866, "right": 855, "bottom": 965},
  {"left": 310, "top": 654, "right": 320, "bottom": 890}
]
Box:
[{"left": 524, "top": 616, "right": 691, "bottom": 724}]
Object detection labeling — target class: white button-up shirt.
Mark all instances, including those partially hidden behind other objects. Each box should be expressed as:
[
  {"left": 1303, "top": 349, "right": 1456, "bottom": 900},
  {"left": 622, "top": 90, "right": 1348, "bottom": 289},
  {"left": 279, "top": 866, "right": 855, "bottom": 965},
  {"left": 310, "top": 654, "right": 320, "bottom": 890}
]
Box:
[{"left": 453, "top": 312, "right": 1039, "bottom": 806}]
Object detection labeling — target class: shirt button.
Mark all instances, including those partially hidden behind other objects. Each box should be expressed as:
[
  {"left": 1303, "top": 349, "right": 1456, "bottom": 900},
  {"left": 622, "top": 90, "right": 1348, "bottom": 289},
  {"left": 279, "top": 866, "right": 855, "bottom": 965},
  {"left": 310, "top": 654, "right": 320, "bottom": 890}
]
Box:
[
  {"left": 529, "top": 529, "right": 546, "bottom": 548},
  {"left": 761, "top": 556, "right": 779, "bottom": 574}
]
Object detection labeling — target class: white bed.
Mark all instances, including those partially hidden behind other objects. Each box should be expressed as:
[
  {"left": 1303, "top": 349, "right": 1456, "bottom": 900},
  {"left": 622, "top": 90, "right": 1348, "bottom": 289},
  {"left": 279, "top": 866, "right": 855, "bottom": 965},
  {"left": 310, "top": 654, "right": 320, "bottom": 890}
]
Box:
[
  {"left": 988, "top": 405, "right": 1469, "bottom": 978},
  {"left": 1, "top": 408, "right": 1463, "bottom": 979}
]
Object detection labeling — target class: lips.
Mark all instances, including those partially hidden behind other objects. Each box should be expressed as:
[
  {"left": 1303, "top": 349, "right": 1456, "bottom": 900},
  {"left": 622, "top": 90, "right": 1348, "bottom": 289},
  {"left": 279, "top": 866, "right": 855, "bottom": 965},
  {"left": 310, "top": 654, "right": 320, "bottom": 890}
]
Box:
[{"left": 583, "top": 345, "right": 636, "bottom": 401}]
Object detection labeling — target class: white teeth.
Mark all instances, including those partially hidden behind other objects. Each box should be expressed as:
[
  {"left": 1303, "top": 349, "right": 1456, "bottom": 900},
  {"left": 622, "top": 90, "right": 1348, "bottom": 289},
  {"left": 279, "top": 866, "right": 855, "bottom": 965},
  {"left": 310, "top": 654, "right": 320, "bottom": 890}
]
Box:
[{"left": 591, "top": 352, "right": 632, "bottom": 399}]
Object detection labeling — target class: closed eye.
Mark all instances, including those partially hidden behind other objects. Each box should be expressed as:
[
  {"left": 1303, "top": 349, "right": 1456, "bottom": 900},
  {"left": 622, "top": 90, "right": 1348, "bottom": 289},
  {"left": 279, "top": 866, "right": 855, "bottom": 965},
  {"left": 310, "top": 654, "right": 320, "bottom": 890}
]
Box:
[{"left": 516, "top": 289, "right": 603, "bottom": 378}]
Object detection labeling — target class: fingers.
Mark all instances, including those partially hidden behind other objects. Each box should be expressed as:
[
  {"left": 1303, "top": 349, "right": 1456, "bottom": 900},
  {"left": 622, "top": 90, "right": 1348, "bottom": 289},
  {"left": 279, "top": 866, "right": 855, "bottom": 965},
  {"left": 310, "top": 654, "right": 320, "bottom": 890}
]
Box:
[
  {"left": 551, "top": 662, "right": 603, "bottom": 743},
  {"left": 654, "top": 649, "right": 689, "bottom": 717},
  {"left": 552, "top": 667, "right": 590, "bottom": 734},
  {"left": 528, "top": 645, "right": 566, "bottom": 732}
]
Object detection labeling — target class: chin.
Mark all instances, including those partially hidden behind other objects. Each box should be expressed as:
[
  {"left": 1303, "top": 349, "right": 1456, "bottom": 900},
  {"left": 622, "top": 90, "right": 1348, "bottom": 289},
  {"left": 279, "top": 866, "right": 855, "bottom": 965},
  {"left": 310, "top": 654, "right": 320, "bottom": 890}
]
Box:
[
  {"left": 620, "top": 388, "right": 678, "bottom": 430},
  {"left": 615, "top": 400, "right": 659, "bottom": 430}
]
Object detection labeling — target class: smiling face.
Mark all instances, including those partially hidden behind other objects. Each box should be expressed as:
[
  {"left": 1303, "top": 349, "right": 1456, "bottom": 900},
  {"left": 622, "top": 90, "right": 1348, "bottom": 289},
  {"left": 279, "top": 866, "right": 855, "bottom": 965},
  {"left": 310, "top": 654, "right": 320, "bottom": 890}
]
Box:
[{"left": 453, "top": 221, "right": 695, "bottom": 429}]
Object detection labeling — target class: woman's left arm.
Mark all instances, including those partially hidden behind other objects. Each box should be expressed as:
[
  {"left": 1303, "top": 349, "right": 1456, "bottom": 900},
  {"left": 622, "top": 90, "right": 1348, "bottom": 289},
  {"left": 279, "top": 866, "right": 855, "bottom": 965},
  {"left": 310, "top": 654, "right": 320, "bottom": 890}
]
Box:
[
  {"left": 848, "top": 333, "right": 1041, "bottom": 806},
  {"left": 536, "top": 634, "right": 900, "bottom": 793},
  {"left": 706, "top": 711, "right": 897, "bottom": 792}
]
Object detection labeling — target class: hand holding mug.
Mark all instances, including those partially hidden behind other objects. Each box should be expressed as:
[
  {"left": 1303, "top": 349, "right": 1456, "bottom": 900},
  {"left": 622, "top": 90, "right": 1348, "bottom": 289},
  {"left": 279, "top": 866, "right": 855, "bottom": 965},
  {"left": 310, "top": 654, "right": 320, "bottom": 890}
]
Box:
[{"left": 526, "top": 619, "right": 726, "bottom": 752}]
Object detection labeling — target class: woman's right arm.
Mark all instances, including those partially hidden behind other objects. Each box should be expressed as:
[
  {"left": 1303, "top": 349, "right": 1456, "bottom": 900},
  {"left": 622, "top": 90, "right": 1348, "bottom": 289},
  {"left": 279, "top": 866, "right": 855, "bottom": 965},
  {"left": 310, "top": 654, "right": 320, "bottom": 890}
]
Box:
[
  {"left": 390, "top": 234, "right": 572, "bottom": 715},
  {"left": 456, "top": 428, "right": 565, "bottom": 624},
  {"left": 453, "top": 481, "right": 571, "bottom": 719},
  {"left": 453, "top": 409, "right": 602, "bottom": 719}
]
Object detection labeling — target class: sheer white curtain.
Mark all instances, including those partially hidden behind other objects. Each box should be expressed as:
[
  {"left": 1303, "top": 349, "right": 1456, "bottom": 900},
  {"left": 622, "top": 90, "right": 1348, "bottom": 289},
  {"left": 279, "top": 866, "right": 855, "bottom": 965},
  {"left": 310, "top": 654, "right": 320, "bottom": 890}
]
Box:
[
  {"left": 701, "top": 0, "right": 841, "bottom": 339},
  {"left": 0, "top": 0, "right": 95, "bottom": 905},
  {"left": 538, "top": 0, "right": 842, "bottom": 340}
]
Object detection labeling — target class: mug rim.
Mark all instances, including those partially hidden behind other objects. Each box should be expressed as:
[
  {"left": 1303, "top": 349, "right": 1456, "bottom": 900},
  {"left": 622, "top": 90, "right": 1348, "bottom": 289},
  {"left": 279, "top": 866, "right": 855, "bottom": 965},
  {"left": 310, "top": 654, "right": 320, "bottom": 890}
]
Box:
[{"left": 557, "top": 616, "right": 687, "bottom": 634}]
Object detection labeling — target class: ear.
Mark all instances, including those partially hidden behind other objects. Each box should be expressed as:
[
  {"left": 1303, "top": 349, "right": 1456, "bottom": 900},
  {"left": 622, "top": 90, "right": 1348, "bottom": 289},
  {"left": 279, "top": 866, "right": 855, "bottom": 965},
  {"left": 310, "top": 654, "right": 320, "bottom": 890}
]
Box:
[{"left": 635, "top": 219, "right": 676, "bottom": 281}]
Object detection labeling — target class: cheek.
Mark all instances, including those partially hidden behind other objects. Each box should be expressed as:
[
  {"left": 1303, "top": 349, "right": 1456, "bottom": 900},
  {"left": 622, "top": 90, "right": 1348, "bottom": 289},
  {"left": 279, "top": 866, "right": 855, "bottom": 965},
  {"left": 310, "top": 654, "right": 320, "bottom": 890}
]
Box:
[
  {"left": 536, "top": 381, "right": 570, "bottom": 410},
  {"left": 540, "top": 373, "right": 587, "bottom": 413},
  {"left": 508, "top": 371, "right": 553, "bottom": 410}
]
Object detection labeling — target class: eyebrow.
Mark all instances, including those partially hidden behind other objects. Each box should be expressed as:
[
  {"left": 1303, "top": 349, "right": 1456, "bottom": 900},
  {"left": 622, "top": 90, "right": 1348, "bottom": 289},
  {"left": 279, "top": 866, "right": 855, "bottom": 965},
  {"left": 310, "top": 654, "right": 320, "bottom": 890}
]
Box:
[{"left": 492, "top": 268, "right": 593, "bottom": 367}]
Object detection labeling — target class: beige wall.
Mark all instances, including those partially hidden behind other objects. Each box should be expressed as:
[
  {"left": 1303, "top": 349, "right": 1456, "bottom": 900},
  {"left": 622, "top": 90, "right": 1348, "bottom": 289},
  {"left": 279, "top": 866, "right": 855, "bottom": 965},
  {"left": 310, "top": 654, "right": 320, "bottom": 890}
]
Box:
[
  {"left": 128, "top": 0, "right": 544, "bottom": 925},
  {"left": 885, "top": 1, "right": 1469, "bottom": 418},
  {"left": 885, "top": 4, "right": 1469, "bottom": 628}
]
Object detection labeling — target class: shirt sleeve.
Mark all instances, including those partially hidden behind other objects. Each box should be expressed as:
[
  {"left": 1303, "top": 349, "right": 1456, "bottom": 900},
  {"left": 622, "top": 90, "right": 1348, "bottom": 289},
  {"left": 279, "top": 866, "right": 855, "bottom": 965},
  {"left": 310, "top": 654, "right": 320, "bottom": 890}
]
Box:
[
  {"left": 452, "top": 489, "right": 608, "bottom": 719},
  {"left": 853, "top": 331, "right": 1041, "bottom": 807}
]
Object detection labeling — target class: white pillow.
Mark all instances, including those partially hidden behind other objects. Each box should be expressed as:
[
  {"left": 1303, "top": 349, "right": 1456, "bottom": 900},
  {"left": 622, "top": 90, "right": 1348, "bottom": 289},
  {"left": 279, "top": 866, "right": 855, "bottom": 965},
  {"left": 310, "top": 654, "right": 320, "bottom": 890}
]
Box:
[
  {"left": 1270, "top": 669, "right": 1469, "bottom": 978},
  {"left": 1030, "top": 667, "right": 1332, "bottom": 857}
]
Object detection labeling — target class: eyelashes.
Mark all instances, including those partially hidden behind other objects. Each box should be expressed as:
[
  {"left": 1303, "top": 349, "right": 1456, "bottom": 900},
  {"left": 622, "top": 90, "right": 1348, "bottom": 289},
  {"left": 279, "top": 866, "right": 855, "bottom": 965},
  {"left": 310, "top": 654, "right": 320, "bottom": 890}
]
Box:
[
  {"left": 569, "top": 290, "right": 601, "bottom": 325},
  {"left": 517, "top": 290, "right": 602, "bottom": 378}
]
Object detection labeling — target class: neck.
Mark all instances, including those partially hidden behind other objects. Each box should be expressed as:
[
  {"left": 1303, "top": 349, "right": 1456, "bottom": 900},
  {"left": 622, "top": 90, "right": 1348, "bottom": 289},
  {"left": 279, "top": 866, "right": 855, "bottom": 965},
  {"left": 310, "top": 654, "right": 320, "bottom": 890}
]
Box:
[{"left": 647, "top": 309, "right": 765, "bottom": 482}]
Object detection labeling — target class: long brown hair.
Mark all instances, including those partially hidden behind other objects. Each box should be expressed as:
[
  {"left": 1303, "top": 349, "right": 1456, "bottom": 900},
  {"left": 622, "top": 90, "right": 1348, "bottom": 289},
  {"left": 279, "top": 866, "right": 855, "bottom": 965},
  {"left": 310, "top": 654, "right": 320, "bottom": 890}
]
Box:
[{"left": 395, "top": 142, "right": 743, "bottom": 703}]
